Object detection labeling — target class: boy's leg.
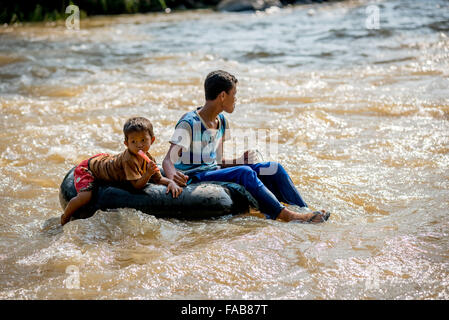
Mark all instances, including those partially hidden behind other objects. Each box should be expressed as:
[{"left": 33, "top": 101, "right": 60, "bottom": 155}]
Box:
[
  {"left": 61, "top": 191, "right": 92, "bottom": 225},
  {"left": 247, "top": 162, "right": 308, "bottom": 208},
  {"left": 63, "top": 157, "right": 97, "bottom": 225},
  {"left": 193, "top": 166, "right": 284, "bottom": 219},
  {"left": 193, "top": 165, "right": 329, "bottom": 223},
  {"left": 247, "top": 162, "right": 330, "bottom": 223}
]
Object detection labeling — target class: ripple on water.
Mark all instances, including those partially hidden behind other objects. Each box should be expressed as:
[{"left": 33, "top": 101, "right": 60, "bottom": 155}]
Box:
[{"left": 0, "top": 0, "right": 448, "bottom": 299}]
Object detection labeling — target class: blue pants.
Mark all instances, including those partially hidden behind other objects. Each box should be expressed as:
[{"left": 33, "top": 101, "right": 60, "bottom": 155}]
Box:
[{"left": 191, "top": 162, "right": 308, "bottom": 219}]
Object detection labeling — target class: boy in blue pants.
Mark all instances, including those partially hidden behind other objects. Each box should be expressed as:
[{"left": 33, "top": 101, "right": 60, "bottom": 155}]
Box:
[{"left": 162, "top": 70, "right": 330, "bottom": 223}]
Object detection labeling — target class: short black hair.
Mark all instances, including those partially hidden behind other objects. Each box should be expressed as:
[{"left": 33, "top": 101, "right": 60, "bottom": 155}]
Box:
[
  {"left": 204, "top": 70, "right": 238, "bottom": 101},
  {"left": 123, "top": 117, "right": 154, "bottom": 140}
]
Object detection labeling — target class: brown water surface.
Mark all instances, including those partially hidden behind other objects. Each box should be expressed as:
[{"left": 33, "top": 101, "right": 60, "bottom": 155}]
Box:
[{"left": 0, "top": 0, "right": 448, "bottom": 299}]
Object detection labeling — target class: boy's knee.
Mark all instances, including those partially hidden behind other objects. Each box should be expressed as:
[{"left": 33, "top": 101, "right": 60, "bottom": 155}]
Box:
[
  {"left": 236, "top": 166, "right": 258, "bottom": 184},
  {"left": 259, "top": 161, "right": 280, "bottom": 176},
  {"left": 238, "top": 165, "right": 255, "bottom": 175}
]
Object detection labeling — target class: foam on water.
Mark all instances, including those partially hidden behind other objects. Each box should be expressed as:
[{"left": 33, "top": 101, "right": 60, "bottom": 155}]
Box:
[{"left": 0, "top": 0, "right": 448, "bottom": 299}]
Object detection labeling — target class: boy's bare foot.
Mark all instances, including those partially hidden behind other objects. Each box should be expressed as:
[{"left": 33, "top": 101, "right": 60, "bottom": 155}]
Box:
[
  {"left": 60, "top": 212, "right": 73, "bottom": 226},
  {"left": 278, "top": 207, "right": 330, "bottom": 223},
  {"left": 60, "top": 191, "right": 92, "bottom": 226}
]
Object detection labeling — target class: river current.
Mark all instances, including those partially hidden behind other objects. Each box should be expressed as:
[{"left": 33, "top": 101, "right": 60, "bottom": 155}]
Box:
[{"left": 0, "top": 0, "right": 448, "bottom": 299}]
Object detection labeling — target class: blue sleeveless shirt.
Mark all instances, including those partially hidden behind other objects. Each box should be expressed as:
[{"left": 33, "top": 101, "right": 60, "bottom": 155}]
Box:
[{"left": 170, "top": 108, "right": 227, "bottom": 173}]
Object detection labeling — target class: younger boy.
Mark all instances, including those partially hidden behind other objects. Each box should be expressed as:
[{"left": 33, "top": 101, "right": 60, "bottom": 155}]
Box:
[{"left": 61, "top": 117, "right": 182, "bottom": 225}]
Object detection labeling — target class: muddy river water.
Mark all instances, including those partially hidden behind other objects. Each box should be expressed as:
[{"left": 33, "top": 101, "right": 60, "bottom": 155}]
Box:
[{"left": 0, "top": 0, "right": 448, "bottom": 299}]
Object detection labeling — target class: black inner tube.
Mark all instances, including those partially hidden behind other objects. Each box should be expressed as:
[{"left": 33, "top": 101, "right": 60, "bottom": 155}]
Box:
[{"left": 59, "top": 167, "right": 259, "bottom": 220}]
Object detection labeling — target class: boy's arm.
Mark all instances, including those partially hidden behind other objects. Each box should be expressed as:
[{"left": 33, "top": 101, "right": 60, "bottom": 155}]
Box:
[
  {"left": 155, "top": 176, "right": 182, "bottom": 198},
  {"left": 217, "top": 139, "right": 235, "bottom": 168},
  {"left": 216, "top": 126, "right": 236, "bottom": 167},
  {"left": 217, "top": 140, "right": 256, "bottom": 168},
  {"left": 157, "top": 176, "right": 171, "bottom": 186},
  {"left": 216, "top": 117, "right": 256, "bottom": 167},
  {"left": 128, "top": 160, "right": 182, "bottom": 198},
  {"left": 162, "top": 143, "right": 188, "bottom": 187},
  {"left": 129, "top": 165, "right": 154, "bottom": 190}
]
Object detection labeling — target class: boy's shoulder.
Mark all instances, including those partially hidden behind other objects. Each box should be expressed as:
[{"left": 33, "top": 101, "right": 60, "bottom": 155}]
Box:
[
  {"left": 110, "top": 148, "right": 139, "bottom": 168},
  {"left": 175, "top": 109, "right": 200, "bottom": 127},
  {"left": 178, "top": 108, "right": 227, "bottom": 123},
  {"left": 181, "top": 108, "right": 200, "bottom": 120},
  {"left": 218, "top": 112, "right": 227, "bottom": 122},
  {"left": 113, "top": 148, "right": 132, "bottom": 160}
]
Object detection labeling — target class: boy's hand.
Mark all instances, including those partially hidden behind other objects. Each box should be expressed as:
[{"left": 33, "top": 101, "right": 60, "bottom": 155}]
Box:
[
  {"left": 166, "top": 180, "right": 182, "bottom": 198},
  {"left": 239, "top": 150, "right": 258, "bottom": 164},
  {"left": 172, "top": 171, "right": 188, "bottom": 187},
  {"left": 145, "top": 160, "right": 160, "bottom": 177}
]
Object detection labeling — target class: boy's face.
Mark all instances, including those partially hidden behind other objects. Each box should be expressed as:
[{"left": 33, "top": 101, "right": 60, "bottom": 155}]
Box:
[
  {"left": 222, "top": 85, "right": 237, "bottom": 113},
  {"left": 124, "top": 131, "right": 155, "bottom": 155}
]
